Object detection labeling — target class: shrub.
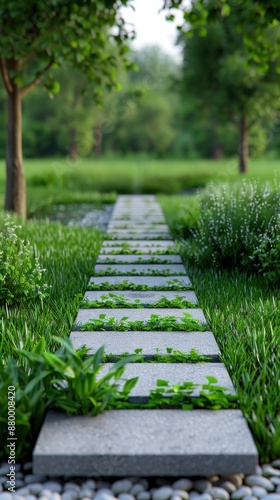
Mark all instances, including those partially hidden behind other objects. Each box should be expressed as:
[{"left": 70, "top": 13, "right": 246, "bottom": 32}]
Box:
[
  {"left": 184, "top": 179, "right": 280, "bottom": 279},
  {"left": 0, "top": 217, "right": 50, "bottom": 305}
]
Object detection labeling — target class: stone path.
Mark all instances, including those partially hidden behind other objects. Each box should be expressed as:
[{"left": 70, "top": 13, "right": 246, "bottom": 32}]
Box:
[{"left": 33, "top": 195, "right": 258, "bottom": 477}]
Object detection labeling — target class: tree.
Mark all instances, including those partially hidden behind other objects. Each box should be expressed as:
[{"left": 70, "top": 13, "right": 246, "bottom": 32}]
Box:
[{"left": 0, "top": 0, "right": 134, "bottom": 218}]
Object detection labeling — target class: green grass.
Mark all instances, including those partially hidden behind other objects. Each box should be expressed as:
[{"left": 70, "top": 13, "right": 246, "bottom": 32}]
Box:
[
  {"left": 0, "top": 219, "right": 103, "bottom": 361},
  {"left": 160, "top": 195, "right": 280, "bottom": 461},
  {"left": 0, "top": 156, "right": 280, "bottom": 216}
]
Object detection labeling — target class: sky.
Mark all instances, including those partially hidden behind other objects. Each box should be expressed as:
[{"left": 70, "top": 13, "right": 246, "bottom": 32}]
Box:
[{"left": 122, "top": 0, "right": 185, "bottom": 62}]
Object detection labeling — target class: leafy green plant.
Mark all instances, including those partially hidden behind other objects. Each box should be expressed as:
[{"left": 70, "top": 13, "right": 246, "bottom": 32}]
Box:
[
  {"left": 80, "top": 293, "right": 197, "bottom": 309},
  {"left": 79, "top": 312, "right": 206, "bottom": 332},
  {"left": 93, "top": 267, "right": 185, "bottom": 277},
  {"left": 0, "top": 337, "right": 140, "bottom": 460},
  {"left": 103, "top": 347, "right": 211, "bottom": 363},
  {"left": 98, "top": 257, "right": 176, "bottom": 264},
  {"left": 0, "top": 216, "right": 50, "bottom": 305},
  {"left": 147, "top": 377, "right": 238, "bottom": 410},
  {"left": 87, "top": 279, "right": 192, "bottom": 291}
]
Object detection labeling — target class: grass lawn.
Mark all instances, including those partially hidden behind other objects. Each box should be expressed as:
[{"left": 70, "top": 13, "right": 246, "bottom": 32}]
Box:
[
  {"left": 1, "top": 158, "right": 280, "bottom": 462},
  {"left": 0, "top": 156, "right": 279, "bottom": 215}
]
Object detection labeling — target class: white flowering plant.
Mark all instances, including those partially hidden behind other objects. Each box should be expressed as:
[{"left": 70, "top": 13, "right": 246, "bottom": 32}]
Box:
[
  {"left": 186, "top": 179, "right": 280, "bottom": 279},
  {"left": 0, "top": 216, "right": 50, "bottom": 305}
]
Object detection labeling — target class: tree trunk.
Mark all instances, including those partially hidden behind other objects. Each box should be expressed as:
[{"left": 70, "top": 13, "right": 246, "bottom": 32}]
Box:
[
  {"left": 69, "top": 128, "right": 78, "bottom": 161},
  {"left": 211, "top": 116, "right": 223, "bottom": 160},
  {"left": 239, "top": 115, "right": 248, "bottom": 173},
  {"left": 5, "top": 85, "right": 26, "bottom": 218}
]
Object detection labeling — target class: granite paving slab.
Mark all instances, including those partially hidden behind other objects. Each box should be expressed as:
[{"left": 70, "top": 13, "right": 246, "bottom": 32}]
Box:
[
  {"left": 100, "top": 247, "right": 177, "bottom": 255},
  {"left": 70, "top": 330, "right": 219, "bottom": 359},
  {"left": 75, "top": 308, "right": 206, "bottom": 326},
  {"left": 108, "top": 224, "right": 170, "bottom": 231},
  {"left": 102, "top": 240, "right": 175, "bottom": 247},
  {"left": 94, "top": 264, "right": 186, "bottom": 275},
  {"left": 84, "top": 290, "right": 197, "bottom": 304},
  {"left": 97, "top": 362, "right": 234, "bottom": 400},
  {"left": 106, "top": 233, "right": 172, "bottom": 240},
  {"left": 97, "top": 254, "right": 183, "bottom": 263},
  {"left": 33, "top": 410, "right": 257, "bottom": 476},
  {"left": 88, "top": 276, "right": 192, "bottom": 289}
]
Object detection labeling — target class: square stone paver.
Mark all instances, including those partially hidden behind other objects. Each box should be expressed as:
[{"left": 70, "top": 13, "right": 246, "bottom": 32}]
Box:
[
  {"left": 88, "top": 276, "right": 192, "bottom": 289},
  {"left": 70, "top": 330, "right": 219, "bottom": 359},
  {"left": 94, "top": 264, "right": 186, "bottom": 275},
  {"left": 33, "top": 410, "right": 257, "bottom": 476}
]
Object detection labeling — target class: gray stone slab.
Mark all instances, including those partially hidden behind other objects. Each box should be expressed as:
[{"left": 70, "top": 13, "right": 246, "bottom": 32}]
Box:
[
  {"left": 70, "top": 330, "right": 219, "bottom": 359},
  {"left": 111, "top": 217, "right": 166, "bottom": 222},
  {"left": 88, "top": 276, "right": 192, "bottom": 289},
  {"left": 97, "top": 254, "right": 182, "bottom": 263},
  {"left": 106, "top": 233, "right": 172, "bottom": 240},
  {"left": 108, "top": 224, "right": 170, "bottom": 231},
  {"left": 96, "top": 362, "right": 235, "bottom": 400},
  {"left": 100, "top": 247, "right": 177, "bottom": 255},
  {"left": 75, "top": 308, "right": 206, "bottom": 326},
  {"left": 84, "top": 290, "right": 198, "bottom": 304},
  {"left": 94, "top": 264, "right": 186, "bottom": 275},
  {"left": 33, "top": 410, "right": 258, "bottom": 477},
  {"left": 102, "top": 240, "right": 175, "bottom": 247}
]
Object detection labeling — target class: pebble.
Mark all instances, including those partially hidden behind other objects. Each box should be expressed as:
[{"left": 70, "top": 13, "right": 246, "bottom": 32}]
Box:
[
  {"left": 112, "top": 481, "right": 133, "bottom": 495},
  {"left": 40, "top": 489, "right": 54, "bottom": 497},
  {"left": 118, "top": 494, "right": 135, "bottom": 500},
  {"left": 262, "top": 467, "right": 280, "bottom": 478},
  {"left": 0, "top": 495, "right": 12, "bottom": 500},
  {"left": 137, "top": 492, "right": 151, "bottom": 500},
  {"left": 152, "top": 487, "right": 174, "bottom": 500},
  {"left": 42, "top": 482, "right": 63, "bottom": 493},
  {"left": 272, "top": 461, "right": 280, "bottom": 470},
  {"left": 171, "top": 496, "right": 182, "bottom": 500},
  {"left": 96, "top": 489, "right": 114, "bottom": 497},
  {"left": 277, "top": 488, "right": 280, "bottom": 494},
  {"left": 80, "top": 489, "right": 94, "bottom": 499},
  {"left": 29, "top": 482, "right": 44, "bottom": 495},
  {"left": 14, "top": 487, "right": 31, "bottom": 496},
  {"left": 189, "top": 493, "right": 200, "bottom": 500},
  {"left": 12, "top": 496, "right": 26, "bottom": 500},
  {"left": 24, "top": 475, "right": 47, "bottom": 485},
  {"left": 0, "top": 487, "right": 2, "bottom": 494},
  {"left": 63, "top": 484, "right": 80, "bottom": 493},
  {"left": 245, "top": 477, "right": 274, "bottom": 492},
  {"left": 232, "top": 487, "right": 253, "bottom": 499},
  {"left": 204, "top": 487, "right": 229, "bottom": 500},
  {"left": 131, "top": 484, "right": 145, "bottom": 496},
  {"left": 271, "top": 479, "right": 280, "bottom": 486},
  {"left": 49, "top": 494, "right": 62, "bottom": 500},
  {"left": 222, "top": 477, "right": 243, "bottom": 489},
  {"left": 61, "top": 492, "right": 80, "bottom": 500},
  {"left": 242, "top": 497, "right": 258, "bottom": 500},
  {"left": 251, "top": 486, "right": 268, "bottom": 498},
  {"left": 217, "top": 482, "right": 236, "bottom": 494},
  {"left": 172, "top": 489, "right": 189, "bottom": 500},
  {"left": 4, "top": 480, "right": 25, "bottom": 490},
  {"left": 172, "top": 481, "right": 193, "bottom": 492},
  {"left": 0, "top": 478, "right": 6, "bottom": 485},
  {"left": 94, "top": 493, "right": 117, "bottom": 500},
  {"left": 261, "top": 496, "right": 280, "bottom": 500},
  {"left": 0, "top": 467, "right": 10, "bottom": 476},
  {"left": 256, "top": 467, "right": 264, "bottom": 477},
  {"left": 194, "top": 482, "right": 212, "bottom": 494},
  {"left": 25, "top": 496, "right": 38, "bottom": 500},
  {"left": 39, "top": 497, "right": 53, "bottom": 500},
  {"left": 84, "top": 481, "right": 97, "bottom": 490},
  {"left": 198, "top": 495, "right": 213, "bottom": 500}
]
